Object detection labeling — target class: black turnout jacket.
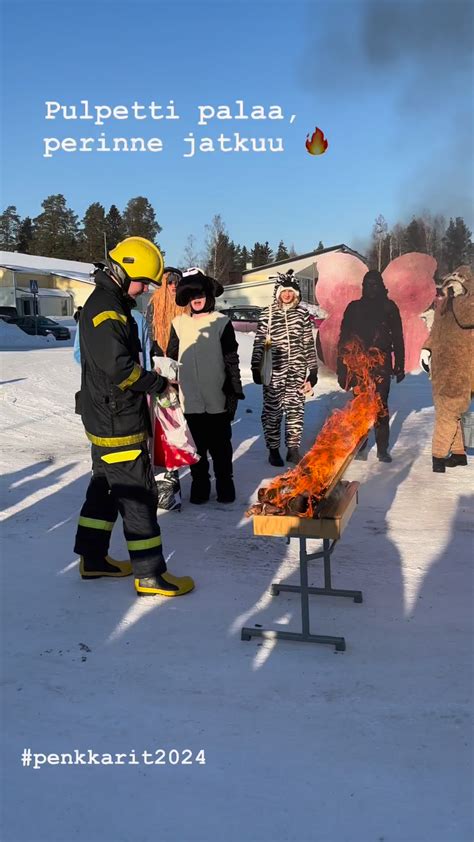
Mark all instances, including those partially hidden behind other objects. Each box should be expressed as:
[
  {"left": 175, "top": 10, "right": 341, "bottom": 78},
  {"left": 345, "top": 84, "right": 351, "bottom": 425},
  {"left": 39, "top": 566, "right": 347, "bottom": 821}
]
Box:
[{"left": 77, "top": 268, "right": 166, "bottom": 447}]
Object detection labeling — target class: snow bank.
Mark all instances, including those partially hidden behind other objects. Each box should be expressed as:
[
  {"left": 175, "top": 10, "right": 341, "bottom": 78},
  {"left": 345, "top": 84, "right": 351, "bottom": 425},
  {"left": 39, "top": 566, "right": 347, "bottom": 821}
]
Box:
[{"left": 0, "top": 319, "right": 55, "bottom": 347}]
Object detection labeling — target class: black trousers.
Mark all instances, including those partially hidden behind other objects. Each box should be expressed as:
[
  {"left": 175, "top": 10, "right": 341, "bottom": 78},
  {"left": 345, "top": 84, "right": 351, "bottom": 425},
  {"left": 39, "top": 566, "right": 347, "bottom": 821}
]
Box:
[
  {"left": 374, "top": 375, "right": 391, "bottom": 453},
  {"left": 74, "top": 442, "right": 166, "bottom": 578},
  {"left": 357, "top": 375, "right": 391, "bottom": 453},
  {"left": 185, "top": 412, "right": 234, "bottom": 500}
]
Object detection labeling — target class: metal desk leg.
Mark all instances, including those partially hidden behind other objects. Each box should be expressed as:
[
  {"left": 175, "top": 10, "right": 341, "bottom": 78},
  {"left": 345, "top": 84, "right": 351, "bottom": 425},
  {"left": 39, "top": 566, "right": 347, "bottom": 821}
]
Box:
[
  {"left": 272, "top": 538, "right": 363, "bottom": 603},
  {"left": 241, "top": 537, "right": 346, "bottom": 651}
]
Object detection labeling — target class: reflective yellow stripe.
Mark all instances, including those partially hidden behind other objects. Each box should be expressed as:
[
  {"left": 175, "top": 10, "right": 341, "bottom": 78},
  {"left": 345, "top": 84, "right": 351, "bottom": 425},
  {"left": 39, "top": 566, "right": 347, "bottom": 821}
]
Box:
[
  {"left": 78, "top": 517, "right": 114, "bottom": 531},
  {"left": 118, "top": 363, "right": 141, "bottom": 391},
  {"left": 92, "top": 310, "right": 127, "bottom": 328},
  {"left": 101, "top": 449, "right": 142, "bottom": 465},
  {"left": 127, "top": 536, "right": 162, "bottom": 552},
  {"left": 86, "top": 431, "right": 148, "bottom": 447}
]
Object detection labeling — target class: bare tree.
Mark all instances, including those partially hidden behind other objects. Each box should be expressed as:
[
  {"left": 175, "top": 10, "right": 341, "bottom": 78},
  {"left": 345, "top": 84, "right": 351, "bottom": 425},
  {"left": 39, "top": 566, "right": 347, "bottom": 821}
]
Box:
[
  {"left": 204, "top": 214, "right": 236, "bottom": 282},
  {"left": 181, "top": 234, "right": 201, "bottom": 270},
  {"left": 391, "top": 223, "right": 405, "bottom": 258},
  {"left": 372, "top": 214, "right": 388, "bottom": 271}
]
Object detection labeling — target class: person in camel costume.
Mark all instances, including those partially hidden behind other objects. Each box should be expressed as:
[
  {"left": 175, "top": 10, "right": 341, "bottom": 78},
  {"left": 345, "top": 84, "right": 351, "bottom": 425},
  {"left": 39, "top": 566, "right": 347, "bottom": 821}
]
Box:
[{"left": 421, "top": 265, "right": 474, "bottom": 472}]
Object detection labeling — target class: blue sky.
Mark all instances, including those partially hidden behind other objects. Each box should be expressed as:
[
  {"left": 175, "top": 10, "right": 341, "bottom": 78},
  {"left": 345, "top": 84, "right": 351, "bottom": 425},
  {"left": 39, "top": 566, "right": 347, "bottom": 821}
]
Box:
[{"left": 1, "top": 0, "right": 472, "bottom": 263}]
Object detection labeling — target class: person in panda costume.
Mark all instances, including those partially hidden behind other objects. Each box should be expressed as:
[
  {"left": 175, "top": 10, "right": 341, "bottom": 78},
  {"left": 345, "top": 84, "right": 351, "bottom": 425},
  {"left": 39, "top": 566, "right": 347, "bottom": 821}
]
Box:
[
  {"left": 251, "top": 272, "right": 318, "bottom": 466},
  {"left": 167, "top": 269, "right": 244, "bottom": 504}
]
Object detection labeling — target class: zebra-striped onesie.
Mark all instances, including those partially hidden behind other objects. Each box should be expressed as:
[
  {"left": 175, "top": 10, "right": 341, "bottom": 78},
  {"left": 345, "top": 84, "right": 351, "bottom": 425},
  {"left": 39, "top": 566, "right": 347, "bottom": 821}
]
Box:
[{"left": 251, "top": 303, "right": 318, "bottom": 449}]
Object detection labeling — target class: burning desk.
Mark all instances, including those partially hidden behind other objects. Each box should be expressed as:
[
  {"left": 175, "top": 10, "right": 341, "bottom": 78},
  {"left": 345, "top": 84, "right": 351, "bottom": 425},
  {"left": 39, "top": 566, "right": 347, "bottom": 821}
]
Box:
[{"left": 242, "top": 344, "right": 385, "bottom": 651}]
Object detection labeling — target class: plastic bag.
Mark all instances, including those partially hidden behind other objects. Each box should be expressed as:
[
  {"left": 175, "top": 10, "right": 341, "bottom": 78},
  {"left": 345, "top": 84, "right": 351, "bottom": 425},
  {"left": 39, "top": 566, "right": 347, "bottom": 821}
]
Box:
[
  {"left": 152, "top": 356, "right": 180, "bottom": 382},
  {"left": 153, "top": 393, "right": 200, "bottom": 470},
  {"left": 259, "top": 340, "right": 273, "bottom": 386},
  {"left": 155, "top": 469, "right": 182, "bottom": 511}
]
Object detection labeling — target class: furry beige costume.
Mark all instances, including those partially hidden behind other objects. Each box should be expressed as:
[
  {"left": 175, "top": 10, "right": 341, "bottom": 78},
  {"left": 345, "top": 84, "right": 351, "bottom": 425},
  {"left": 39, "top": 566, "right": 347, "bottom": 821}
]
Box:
[{"left": 423, "top": 265, "right": 474, "bottom": 462}]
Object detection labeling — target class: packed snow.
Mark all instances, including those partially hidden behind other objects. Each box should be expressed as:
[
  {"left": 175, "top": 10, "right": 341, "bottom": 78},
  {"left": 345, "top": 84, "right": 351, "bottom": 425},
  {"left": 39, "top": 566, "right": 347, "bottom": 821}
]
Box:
[
  {"left": 0, "top": 333, "right": 472, "bottom": 842},
  {"left": 0, "top": 319, "right": 56, "bottom": 347}
]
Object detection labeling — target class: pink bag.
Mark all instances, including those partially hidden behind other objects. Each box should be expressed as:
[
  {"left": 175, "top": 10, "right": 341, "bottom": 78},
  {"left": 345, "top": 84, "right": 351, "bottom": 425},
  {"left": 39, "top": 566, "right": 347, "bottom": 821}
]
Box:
[{"left": 153, "top": 401, "right": 200, "bottom": 470}]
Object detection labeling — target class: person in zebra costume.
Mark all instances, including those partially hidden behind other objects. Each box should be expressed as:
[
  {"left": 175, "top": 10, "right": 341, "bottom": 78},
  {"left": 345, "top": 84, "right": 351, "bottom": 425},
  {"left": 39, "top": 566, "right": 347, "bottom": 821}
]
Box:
[{"left": 251, "top": 272, "right": 318, "bottom": 466}]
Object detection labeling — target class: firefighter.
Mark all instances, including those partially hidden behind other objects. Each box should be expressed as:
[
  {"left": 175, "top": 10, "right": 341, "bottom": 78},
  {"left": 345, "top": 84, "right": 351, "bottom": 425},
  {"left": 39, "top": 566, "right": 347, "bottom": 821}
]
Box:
[{"left": 73, "top": 237, "right": 194, "bottom": 597}]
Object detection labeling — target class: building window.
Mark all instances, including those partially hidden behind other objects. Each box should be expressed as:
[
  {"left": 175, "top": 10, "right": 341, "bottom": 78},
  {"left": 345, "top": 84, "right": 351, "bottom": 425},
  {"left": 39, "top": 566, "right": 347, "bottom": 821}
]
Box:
[{"left": 298, "top": 277, "right": 315, "bottom": 305}]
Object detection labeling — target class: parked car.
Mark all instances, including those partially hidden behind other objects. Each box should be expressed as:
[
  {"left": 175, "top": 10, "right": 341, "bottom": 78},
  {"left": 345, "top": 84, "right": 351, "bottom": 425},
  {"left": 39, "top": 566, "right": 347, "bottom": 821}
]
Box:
[
  {"left": 308, "top": 314, "right": 324, "bottom": 329},
  {"left": 219, "top": 306, "right": 262, "bottom": 332},
  {"left": 0, "top": 306, "right": 18, "bottom": 321},
  {"left": 12, "top": 316, "right": 71, "bottom": 341}
]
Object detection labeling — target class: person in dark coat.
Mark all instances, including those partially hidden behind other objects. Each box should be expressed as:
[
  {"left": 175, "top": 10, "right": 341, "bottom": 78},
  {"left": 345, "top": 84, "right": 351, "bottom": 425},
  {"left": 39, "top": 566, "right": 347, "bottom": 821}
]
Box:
[
  {"left": 337, "top": 269, "right": 405, "bottom": 463},
  {"left": 167, "top": 269, "right": 244, "bottom": 504}
]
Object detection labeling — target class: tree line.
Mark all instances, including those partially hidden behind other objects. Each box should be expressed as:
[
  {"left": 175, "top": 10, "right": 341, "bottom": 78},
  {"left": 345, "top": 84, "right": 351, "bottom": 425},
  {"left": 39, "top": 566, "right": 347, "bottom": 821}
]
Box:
[
  {"left": 0, "top": 196, "right": 471, "bottom": 282},
  {"left": 369, "top": 213, "right": 472, "bottom": 277},
  {"left": 0, "top": 196, "right": 161, "bottom": 263}
]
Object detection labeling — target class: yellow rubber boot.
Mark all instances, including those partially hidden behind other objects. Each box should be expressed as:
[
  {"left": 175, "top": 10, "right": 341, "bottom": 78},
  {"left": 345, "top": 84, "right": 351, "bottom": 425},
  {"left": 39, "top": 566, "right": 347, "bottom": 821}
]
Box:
[
  {"left": 80, "top": 556, "right": 133, "bottom": 579},
  {"left": 135, "top": 572, "right": 195, "bottom": 597}
]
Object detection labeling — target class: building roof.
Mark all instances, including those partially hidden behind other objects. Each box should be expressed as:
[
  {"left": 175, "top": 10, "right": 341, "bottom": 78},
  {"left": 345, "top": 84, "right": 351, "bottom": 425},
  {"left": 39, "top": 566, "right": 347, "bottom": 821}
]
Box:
[
  {"left": 242, "top": 243, "right": 366, "bottom": 275},
  {"left": 0, "top": 251, "right": 94, "bottom": 283}
]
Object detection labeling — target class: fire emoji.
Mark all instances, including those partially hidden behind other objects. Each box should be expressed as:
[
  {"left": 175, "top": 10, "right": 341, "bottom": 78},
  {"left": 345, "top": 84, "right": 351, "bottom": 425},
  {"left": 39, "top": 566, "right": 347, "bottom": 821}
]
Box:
[{"left": 305, "top": 127, "right": 328, "bottom": 156}]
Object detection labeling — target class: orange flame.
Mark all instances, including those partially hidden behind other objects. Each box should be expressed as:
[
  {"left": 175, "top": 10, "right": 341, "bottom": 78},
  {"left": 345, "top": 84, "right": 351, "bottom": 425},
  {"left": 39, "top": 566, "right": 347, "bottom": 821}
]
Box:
[
  {"left": 248, "top": 341, "right": 385, "bottom": 518},
  {"left": 305, "top": 127, "right": 328, "bottom": 155}
]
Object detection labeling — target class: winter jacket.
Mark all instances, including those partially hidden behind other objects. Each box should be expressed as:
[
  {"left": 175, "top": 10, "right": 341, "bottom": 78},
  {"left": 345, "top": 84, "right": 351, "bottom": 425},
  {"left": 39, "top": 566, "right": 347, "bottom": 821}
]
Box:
[
  {"left": 337, "top": 296, "right": 404, "bottom": 389},
  {"left": 74, "top": 304, "right": 152, "bottom": 370},
  {"left": 423, "top": 268, "right": 474, "bottom": 406},
  {"left": 167, "top": 312, "right": 244, "bottom": 416},
  {"left": 251, "top": 303, "right": 318, "bottom": 386},
  {"left": 77, "top": 267, "right": 167, "bottom": 447}
]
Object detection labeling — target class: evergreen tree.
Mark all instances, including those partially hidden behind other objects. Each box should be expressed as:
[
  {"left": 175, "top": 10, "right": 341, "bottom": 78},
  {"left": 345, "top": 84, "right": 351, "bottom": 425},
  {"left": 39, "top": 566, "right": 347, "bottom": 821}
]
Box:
[
  {"left": 316, "top": 240, "right": 324, "bottom": 251},
  {"left": 0, "top": 205, "right": 21, "bottom": 251},
  {"left": 123, "top": 197, "right": 162, "bottom": 246},
  {"left": 443, "top": 217, "right": 472, "bottom": 271},
  {"left": 275, "top": 240, "right": 289, "bottom": 261},
  {"left": 250, "top": 241, "right": 273, "bottom": 266},
  {"left": 105, "top": 205, "right": 125, "bottom": 250},
  {"left": 404, "top": 217, "right": 427, "bottom": 253},
  {"left": 17, "top": 217, "right": 34, "bottom": 253},
  {"left": 240, "top": 245, "right": 251, "bottom": 270},
  {"left": 79, "top": 202, "right": 107, "bottom": 262},
  {"left": 30, "top": 194, "right": 80, "bottom": 258}
]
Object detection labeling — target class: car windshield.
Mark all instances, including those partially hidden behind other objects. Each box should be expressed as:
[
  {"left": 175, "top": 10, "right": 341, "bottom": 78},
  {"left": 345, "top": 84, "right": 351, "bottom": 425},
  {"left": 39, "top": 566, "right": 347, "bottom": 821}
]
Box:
[{"left": 38, "top": 317, "right": 57, "bottom": 325}]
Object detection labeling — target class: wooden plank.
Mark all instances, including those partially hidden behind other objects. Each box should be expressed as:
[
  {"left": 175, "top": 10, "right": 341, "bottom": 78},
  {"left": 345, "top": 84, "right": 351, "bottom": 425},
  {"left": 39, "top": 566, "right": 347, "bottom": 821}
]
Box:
[{"left": 253, "top": 481, "right": 359, "bottom": 540}]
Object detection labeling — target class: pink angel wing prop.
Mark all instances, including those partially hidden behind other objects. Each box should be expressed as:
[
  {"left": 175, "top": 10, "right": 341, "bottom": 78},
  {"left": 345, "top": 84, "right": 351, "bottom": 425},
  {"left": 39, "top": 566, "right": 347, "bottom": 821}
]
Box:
[
  {"left": 382, "top": 253, "right": 436, "bottom": 373},
  {"left": 315, "top": 252, "right": 367, "bottom": 372}
]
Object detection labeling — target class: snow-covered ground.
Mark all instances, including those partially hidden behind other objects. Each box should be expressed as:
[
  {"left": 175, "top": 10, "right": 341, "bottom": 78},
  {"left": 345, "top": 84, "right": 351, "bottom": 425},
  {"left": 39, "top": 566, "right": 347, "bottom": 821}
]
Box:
[{"left": 1, "top": 334, "right": 472, "bottom": 842}]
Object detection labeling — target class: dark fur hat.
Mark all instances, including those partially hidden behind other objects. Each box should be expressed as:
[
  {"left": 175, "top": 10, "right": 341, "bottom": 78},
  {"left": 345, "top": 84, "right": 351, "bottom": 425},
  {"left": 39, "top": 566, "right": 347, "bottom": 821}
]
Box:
[{"left": 175, "top": 268, "right": 219, "bottom": 308}]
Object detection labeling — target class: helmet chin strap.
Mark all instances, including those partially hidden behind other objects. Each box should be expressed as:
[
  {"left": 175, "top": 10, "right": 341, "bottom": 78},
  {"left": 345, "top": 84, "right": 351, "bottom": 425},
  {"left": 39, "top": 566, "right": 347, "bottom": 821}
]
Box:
[{"left": 106, "top": 259, "right": 130, "bottom": 292}]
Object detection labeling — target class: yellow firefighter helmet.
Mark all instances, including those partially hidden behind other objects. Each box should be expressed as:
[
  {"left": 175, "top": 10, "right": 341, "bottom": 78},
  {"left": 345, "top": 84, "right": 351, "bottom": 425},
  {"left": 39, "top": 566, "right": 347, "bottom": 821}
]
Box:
[{"left": 108, "top": 237, "right": 164, "bottom": 285}]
